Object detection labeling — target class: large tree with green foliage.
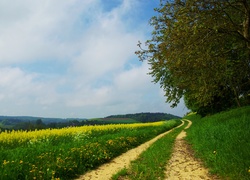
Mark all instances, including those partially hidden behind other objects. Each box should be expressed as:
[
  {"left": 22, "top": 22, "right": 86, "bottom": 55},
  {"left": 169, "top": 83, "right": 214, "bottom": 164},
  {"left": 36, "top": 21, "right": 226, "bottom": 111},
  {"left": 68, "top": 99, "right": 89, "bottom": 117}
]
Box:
[{"left": 136, "top": 0, "right": 250, "bottom": 115}]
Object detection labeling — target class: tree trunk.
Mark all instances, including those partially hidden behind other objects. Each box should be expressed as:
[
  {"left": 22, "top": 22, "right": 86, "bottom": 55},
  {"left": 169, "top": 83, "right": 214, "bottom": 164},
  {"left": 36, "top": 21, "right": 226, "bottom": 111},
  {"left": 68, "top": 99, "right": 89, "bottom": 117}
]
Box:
[
  {"left": 233, "top": 87, "right": 241, "bottom": 107},
  {"left": 242, "top": 0, "right": 250, "bottom": 49}
]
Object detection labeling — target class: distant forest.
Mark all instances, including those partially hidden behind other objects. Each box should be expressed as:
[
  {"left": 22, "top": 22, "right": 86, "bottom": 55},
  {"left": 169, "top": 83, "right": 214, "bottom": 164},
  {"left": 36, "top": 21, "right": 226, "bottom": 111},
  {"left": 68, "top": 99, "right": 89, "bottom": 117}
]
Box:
[
  {"left": 0, "top": 112, "right": 181, "bottom": 131},
  {"left": 0, "top": 116, "right": 87, "bottom": 131},
  {"left": 105, "top": 112, "right": 181, "bottom": 123}
]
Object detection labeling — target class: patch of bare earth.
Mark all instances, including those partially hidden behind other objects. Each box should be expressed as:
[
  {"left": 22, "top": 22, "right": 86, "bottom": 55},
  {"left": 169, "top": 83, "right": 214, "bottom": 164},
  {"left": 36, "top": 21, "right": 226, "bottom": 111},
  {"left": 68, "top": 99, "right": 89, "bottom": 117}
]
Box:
[
  {"left": 164, "top": 120, "right": 220, "bottom": 180},
  {"left": 76, "top": 122, "right": 184, "bottom": 180}
]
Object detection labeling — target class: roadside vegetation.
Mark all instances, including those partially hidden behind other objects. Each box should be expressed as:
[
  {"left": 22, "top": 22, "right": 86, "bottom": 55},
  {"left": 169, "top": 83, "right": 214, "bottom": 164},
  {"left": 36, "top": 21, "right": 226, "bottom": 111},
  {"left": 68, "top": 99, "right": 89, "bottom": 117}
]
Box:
[
  {"left": 0, "top": 120, "right": 181, "bottom": 180},
  {"left": 112, "top": 120, "right": 188, "bottom": 180},
  {"left": 185, "top": 106, "right": 250, "bottom": 180},
  {"left": 134, "top": 1, "right": 250, "bottom": 178}
]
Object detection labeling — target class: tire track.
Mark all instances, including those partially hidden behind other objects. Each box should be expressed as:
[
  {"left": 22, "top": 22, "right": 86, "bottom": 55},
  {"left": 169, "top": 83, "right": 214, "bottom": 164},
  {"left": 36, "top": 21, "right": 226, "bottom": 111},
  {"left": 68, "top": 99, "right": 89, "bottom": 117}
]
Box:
[
  {"left": 164, "top": 119, "right": 220, "bottom": 180},
  {"left": 76, "top": 121, "right": 185, "bottom": 180}
]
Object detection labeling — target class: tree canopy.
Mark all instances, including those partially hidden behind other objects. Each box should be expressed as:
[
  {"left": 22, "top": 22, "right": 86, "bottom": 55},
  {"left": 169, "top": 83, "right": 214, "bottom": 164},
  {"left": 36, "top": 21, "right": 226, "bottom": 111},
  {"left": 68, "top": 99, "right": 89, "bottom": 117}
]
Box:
[{"left": 136, "top": 0, "right": 250, "bottom": 115}]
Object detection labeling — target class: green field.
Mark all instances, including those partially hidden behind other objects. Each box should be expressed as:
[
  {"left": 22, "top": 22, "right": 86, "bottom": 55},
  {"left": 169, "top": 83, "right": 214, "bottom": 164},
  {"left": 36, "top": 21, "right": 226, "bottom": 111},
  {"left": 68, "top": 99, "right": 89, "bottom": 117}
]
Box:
[
  {"left": 89, "top": 118, "right": 139, "bottom": 124},
  {"left": 185, "top": 106, "right": 250, "bottom": 180},
  {"left": 0, "top": 120, "right": 180, "bottom": 180},
  {"left": 1, "top": 106, "right": 249, "bottom": 179}
]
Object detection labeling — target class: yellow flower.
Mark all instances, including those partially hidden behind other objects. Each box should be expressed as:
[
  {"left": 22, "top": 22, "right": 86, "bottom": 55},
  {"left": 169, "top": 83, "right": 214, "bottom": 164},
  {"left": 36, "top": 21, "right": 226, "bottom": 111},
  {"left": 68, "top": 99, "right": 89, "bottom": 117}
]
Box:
[
  {"left": 108, "top": 140, "right": 113, "bottom": 145},
  {"left": 3, "top": 160, "right": 9, "bottom": 165},
  {"left": 20, "top": 160, "right": 23, "bottom": 164}
]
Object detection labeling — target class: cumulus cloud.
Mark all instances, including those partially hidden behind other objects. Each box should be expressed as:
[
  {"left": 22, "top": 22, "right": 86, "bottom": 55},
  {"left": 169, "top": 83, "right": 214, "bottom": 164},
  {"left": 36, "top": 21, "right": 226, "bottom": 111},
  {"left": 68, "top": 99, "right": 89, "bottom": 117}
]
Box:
[
  {"left": 70, "top": 1, "right": 143, "bottom": 80},
  {"left": 0, "top": 0, "right": 95, "bottom": 63},
  {"left": 0, "top": 0, "right": 188, "bottom": 118}
]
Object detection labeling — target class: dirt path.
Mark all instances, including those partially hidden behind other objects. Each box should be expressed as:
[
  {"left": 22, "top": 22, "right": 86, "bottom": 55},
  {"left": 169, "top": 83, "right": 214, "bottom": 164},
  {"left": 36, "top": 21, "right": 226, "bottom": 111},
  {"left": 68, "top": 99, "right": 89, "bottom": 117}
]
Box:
[
  {"left": 164, "top": 119, "right": 219, "bottom": 180},
  {"left": 77, "top": 120, "right": 219, "bottom": 180},
  {"left": 76, "top": 121, "right": 184, "bottom": 180}
]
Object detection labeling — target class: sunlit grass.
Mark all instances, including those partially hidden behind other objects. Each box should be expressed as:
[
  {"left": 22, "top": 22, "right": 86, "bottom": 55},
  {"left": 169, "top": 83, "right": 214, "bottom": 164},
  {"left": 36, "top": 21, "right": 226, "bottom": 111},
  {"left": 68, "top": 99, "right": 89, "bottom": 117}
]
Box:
[{"left": 185, "top": 106, "right": 250, "bottom": 180}]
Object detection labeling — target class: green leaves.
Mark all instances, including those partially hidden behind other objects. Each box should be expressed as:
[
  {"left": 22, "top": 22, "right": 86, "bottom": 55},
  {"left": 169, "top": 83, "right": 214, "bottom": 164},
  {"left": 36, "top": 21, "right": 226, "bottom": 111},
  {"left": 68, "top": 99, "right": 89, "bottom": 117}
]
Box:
[{"left": 136, "top": 0, "right": 250, "bottom": 115}]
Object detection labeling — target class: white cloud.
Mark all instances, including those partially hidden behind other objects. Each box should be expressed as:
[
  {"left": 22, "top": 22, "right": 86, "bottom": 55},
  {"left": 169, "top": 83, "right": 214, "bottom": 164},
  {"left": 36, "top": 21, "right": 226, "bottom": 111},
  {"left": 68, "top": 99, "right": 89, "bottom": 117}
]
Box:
[
  {"left": 0, "top": 67, "right": 59, "bottom": 108},
  {"left": 114, "top": 63, "right": 151, "bottom": 91},
  {"left": 0, "top": 67, "right": 37, "bottom": 94},
  {"left": 71, "top": 32, "right": 138, "bottom": 78},
  {"left": 0, "top": 0, "right": 188, "bottom": 118},
  {"left": 0, "top": 0, "right": 96, "bottom": 63},
  {"left": 70, "top": 1, "right": 142, "bottom": 79}
]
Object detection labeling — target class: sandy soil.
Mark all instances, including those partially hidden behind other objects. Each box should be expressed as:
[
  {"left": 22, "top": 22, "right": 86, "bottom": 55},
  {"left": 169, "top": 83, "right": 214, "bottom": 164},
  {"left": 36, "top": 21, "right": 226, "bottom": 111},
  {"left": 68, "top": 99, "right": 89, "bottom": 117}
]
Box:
[
  {"left": 164, "top": 120, "right": 220, "bottom": 180},
  {"left": 76, "top": 122, "right": 184, "bottom": 180},
  {"left": 76, "top": 120, "right": 219, "bottom": 180}
]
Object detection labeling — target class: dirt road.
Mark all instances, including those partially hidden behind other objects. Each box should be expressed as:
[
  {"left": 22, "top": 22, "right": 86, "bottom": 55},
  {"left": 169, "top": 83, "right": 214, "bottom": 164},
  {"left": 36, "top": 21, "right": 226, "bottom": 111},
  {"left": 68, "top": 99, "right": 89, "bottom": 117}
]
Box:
[
  {"left": 76, "top": 120, "right": 219, "bottom": 180},
  {"left": 76, "top": 122, "right": 184, "bottom": 180},
  {"left": 164, "top": 120, "right": 219, "bottom": 180}
]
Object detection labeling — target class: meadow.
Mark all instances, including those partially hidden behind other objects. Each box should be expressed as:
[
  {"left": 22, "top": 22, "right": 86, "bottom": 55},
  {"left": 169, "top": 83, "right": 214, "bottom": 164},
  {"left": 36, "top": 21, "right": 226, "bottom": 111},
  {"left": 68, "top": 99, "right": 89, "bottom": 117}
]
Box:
[
  {"left": 185, "top": 106, "right": 250, "bottom": 180},
  {"left": 0, "top": 120, "right": 181, "bottom": 180},
  {"left": 88, "top": 117, "right": 139, "bottom": 124}
]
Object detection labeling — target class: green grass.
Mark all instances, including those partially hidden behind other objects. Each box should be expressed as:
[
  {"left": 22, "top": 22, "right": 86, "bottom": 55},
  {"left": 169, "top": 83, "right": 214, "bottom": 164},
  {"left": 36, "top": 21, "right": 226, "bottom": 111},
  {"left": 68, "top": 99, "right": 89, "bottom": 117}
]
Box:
[
  {"left": 0, "top": 120, "right": 181, "bottom": 180},
  {"left": 112, "top": 120, "right": 188, "bottom": 180},
  {"left": 185, "top": 106, "right": 250, "bottom": 180}
]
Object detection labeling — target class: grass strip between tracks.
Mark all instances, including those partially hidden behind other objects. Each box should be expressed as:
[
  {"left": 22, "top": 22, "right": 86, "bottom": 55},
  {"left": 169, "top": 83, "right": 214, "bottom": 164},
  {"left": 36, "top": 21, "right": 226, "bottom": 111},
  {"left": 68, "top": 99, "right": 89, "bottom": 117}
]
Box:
[{"left": 112, "top": 120, "right": 188, "bottom": 180}]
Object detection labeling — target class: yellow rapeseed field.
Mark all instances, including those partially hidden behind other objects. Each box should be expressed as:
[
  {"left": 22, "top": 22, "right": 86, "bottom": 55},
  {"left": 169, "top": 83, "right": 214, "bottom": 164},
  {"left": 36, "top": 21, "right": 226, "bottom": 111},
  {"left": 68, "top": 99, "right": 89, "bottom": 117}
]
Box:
[
  {"left": 0, "top": 120, "right": 178, "bottom": 180},
  {"left": 0, "top": 121, "right": 164, "bottom": 145}
]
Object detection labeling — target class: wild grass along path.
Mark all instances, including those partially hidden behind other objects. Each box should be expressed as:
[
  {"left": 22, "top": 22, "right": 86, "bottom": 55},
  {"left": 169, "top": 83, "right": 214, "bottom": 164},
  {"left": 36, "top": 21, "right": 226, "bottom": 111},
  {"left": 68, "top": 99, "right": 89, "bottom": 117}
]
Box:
[
  {"left": 164, "top": 119, "right": 220, "bottom": 180},
  {"left": 77, "top": 120, "right": 219, "bottom": 180}
]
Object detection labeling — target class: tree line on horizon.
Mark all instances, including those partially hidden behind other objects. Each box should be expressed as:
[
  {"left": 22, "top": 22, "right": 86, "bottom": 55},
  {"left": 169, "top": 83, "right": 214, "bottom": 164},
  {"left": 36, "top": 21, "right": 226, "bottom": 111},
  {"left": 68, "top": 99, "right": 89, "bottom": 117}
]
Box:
[
  {"left": 136, "top": 0, "right": 250, "bottom": 116},
  {"left": 106, "top": 112, "right": 181, "bottom": 122},
  {"left": 0, "top": 112, "right": 180, "bottom": 131}
]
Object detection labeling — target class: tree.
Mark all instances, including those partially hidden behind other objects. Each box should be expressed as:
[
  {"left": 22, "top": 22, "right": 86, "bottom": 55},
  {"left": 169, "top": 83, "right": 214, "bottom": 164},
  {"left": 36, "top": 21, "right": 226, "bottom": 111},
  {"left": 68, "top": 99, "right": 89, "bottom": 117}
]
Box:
[
  {"left": 35, "top": 119, "right": 46, "bottom": 129},
  {"left": 136, "top": 0, "right": 250, "bottom": 115}
]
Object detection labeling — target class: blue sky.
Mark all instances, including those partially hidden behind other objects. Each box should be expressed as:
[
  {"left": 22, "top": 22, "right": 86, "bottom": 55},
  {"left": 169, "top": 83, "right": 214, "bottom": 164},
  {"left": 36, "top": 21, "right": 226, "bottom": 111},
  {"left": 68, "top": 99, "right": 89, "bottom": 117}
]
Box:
[{"left": 0, "top": 0, "right": 188, "bottom": 118}]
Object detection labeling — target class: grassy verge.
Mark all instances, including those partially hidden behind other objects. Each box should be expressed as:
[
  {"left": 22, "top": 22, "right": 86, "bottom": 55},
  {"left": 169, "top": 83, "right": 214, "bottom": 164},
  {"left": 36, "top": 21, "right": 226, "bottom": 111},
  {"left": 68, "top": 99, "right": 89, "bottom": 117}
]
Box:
[
  {"left": 112, "top": 120, "right": 188, "bottom": 180},
  {"left": 185, "top": 106, "right": 250, "bottom": 180}
]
